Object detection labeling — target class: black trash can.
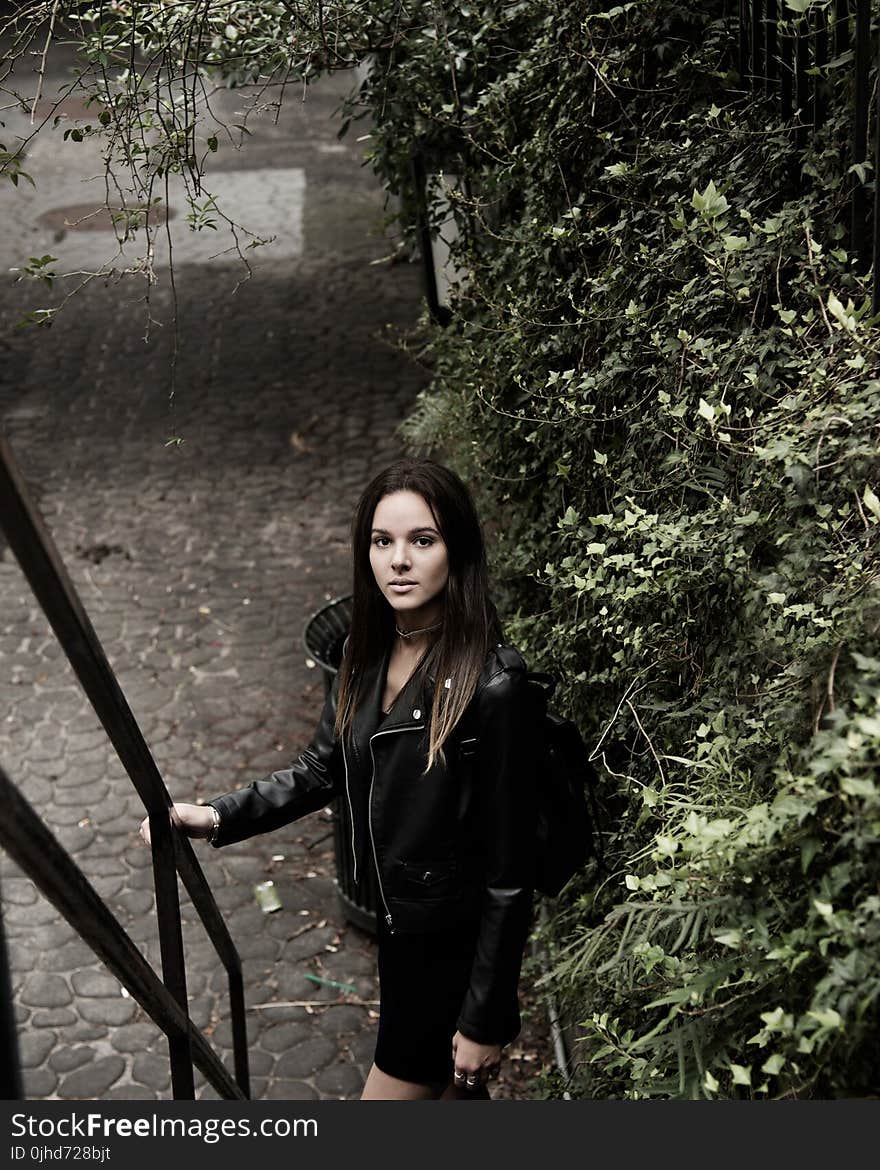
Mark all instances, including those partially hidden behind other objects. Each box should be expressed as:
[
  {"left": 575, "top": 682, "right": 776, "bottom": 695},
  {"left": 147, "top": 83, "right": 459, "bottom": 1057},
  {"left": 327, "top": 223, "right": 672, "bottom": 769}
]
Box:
[{"left": 303, "top": 594, "right": 379, "bottom": 935}]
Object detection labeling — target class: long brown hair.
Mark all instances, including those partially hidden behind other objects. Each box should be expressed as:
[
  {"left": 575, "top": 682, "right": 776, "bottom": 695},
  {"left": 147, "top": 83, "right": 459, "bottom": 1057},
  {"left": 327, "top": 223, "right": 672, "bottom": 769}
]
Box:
[{"left": 335, "top": 458, "right": 501, "bottom": 768}]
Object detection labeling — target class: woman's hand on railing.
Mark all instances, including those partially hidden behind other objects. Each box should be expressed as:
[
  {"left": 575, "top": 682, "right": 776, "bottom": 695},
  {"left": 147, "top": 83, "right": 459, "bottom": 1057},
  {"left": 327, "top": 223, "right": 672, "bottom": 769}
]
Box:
[{"left": 139, "top": 803, "right": 215, "bottom": 847}]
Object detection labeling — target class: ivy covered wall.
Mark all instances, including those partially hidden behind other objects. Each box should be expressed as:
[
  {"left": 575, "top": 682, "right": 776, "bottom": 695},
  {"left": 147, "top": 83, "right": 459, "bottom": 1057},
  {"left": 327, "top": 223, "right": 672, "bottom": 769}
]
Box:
[
  {"left": 3, "top": 0, "right": 877, "bottom": 1099},
  {"left": 353, "top": 1, "right": 880, "bottom": 1098}
]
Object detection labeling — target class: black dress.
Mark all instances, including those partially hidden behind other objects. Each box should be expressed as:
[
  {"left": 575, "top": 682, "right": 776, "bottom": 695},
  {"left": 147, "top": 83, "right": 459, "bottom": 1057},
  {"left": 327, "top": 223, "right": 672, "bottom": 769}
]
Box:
[
  {"left": 373, "top": 909, "right": 482, "bottom": 1086},
  {"left": 370, "top": 703, "right": 483, "bottom": 1087}
]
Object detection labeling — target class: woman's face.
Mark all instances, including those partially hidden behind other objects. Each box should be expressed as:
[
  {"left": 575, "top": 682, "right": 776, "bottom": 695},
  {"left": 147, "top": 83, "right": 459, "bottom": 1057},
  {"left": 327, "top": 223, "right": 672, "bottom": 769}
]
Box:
[{"left": 369, "top": 490, "right": 450, "bottom": 628}]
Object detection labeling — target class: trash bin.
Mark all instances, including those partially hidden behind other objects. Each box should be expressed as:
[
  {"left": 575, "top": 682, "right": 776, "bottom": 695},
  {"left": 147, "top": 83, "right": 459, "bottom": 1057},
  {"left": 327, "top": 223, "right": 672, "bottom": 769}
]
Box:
[{"left": 303, "top": 594, "right": 379, "bottom": 935}]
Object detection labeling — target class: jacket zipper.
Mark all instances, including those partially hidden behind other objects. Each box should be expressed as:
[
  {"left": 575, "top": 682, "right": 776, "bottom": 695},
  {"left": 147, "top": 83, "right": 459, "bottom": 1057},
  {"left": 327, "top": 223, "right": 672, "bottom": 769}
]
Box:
[
  {"left": 368, "top": 724, "right": 422, "bottom": 934},
  {"left": 340, "top": 737, "right": 358, "bottom": 885}
]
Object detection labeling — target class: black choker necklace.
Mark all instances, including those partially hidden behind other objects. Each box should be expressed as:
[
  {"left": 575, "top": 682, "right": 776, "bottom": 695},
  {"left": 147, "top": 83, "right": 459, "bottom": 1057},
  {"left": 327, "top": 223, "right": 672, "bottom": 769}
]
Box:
[{"left": 395, "top": 620, "right": 443, "bottom": 639}]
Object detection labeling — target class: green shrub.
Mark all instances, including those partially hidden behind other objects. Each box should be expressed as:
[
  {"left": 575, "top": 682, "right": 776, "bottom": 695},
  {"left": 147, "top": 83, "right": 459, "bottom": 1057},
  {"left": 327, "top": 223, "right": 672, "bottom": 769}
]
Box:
[
  {"left": 4, "top": 0, "right": 877, "bottom": 1098},
  {"left": 359, "top": 0, "right": 880, "bottom": 1098}
]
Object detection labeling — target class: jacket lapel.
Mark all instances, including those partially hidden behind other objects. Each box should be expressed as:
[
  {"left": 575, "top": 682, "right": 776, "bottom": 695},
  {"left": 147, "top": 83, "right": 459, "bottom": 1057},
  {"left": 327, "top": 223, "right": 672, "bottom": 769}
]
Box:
[
  {"left": 348, "top": 646, "right": 389, "bottom": 767},
  {"left": 348, "top": 646, "right": 441, "bottom": 771},
  {"left": 376, "top": 652, "right": 438, "bottom": 735},
  {"left": 374, "top": 686, "right": 427, "bottom": 733}
]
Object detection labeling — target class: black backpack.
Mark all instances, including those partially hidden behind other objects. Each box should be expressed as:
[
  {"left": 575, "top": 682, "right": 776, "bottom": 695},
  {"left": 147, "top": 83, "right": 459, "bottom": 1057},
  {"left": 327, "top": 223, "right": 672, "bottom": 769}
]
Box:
[
  {"left": 526, "top": 671, "right": 603, "bottom": 897},
  {"left": 458, "top": 669, "right": 603, "bottom": 898}
]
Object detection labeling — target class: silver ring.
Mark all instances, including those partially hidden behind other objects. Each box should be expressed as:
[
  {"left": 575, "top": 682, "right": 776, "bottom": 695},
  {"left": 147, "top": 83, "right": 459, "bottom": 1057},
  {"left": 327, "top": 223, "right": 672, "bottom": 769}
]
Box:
[
  {"left": 453, "top": 1071, "right": 465, "bottom": 1082},
  {"left": 466, "top": 1076, "right": 478, "bottom": 1086}
]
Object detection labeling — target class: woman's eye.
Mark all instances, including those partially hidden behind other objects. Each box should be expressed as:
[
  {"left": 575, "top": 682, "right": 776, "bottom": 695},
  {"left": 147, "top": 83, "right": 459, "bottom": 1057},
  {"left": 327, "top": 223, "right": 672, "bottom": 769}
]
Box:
[{"left": 372, "top": 535, "right": 435, "bottom": 548}]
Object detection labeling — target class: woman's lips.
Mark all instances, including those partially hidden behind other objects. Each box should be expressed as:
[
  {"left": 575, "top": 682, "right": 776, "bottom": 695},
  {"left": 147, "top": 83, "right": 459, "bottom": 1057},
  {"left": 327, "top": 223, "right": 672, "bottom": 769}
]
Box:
[{"left": 389, "top": 583, "right": 417, "bottom": 593}]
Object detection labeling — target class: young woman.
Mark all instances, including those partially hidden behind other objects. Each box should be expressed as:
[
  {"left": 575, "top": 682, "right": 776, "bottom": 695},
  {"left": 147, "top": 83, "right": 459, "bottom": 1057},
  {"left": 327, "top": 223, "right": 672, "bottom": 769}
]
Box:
[{"left": 140, "top": 458, "right": 539, "bottom": 1100}]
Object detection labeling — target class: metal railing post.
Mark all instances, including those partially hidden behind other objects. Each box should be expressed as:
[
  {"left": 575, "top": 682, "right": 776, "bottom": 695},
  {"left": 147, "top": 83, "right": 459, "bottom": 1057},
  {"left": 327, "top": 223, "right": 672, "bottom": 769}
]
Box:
[
  {"left": 814, "top": 4, "right": 829, "bottom": 131},
  {"left": 150, "top": 811, "right": 194, "bottom": 1099},
  {"left": 739, "top": 0, "right": 751, "bottom": 79},
  {"left": 852, "top": 0, "right": 871, "bottom": 270},
  {"left": 835, "top": 0, "right": 851, "bottom": 60},
  {"left": 873, "top": 17, "right": 880, "bottom": 314},
  {"left": 779, "top": 13, "right": 794, "bottom": 120},
  {"left": 0, "top": 883, "right": 24, "bottom": 1100},
  {"left": 751, "top": 0, "right": 764, "bottom": 87},
  {"left": 766, "top": 0, "right": 779, "bottom": 92},
  {"left": 794, "top": 17, "right": 810, "bottom": 150}
]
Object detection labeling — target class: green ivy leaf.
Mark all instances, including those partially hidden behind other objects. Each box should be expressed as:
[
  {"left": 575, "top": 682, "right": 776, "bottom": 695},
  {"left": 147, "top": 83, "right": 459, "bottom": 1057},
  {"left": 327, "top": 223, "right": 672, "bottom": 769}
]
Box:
[
  {"left": 827, "top": 291, "right": 856, "bottom": 332},
  {"left": 692, "top": 179, "right": 729, "bottom": 218},
  {"left": 863, "top": 486, "right": 880, "bottom": 522}
]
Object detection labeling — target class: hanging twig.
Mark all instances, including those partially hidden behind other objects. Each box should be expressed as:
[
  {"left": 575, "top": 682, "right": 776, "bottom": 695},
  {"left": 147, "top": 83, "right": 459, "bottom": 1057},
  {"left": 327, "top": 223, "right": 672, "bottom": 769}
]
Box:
[
  {"left": 825, "top": 642, "right": 842, "bottom": 715},
  {"left": 30, "top": 0, "right": 60, "bottom": 125},
  {"left": 626, "top": 698, "right": 666, "bottom": 788},
  {"left": 804, "top": 224, "right": 834, "bottom": 337}
]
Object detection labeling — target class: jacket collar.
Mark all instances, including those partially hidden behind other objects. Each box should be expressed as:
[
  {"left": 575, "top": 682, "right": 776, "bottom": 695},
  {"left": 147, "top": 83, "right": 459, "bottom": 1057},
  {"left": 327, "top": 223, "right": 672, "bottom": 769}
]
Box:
[{"left": 349, "top": 644, "right": 431, "bottom": 760}]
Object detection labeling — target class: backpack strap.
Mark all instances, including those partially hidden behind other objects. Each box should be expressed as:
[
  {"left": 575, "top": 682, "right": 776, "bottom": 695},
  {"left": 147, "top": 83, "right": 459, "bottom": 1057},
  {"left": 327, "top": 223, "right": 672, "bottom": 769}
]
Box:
[
  {"left": 455, "top": 669, "right": 555, "bottom": 743},
  {"left": 525, "top": 671, "right": 556, "bottom": 701}
]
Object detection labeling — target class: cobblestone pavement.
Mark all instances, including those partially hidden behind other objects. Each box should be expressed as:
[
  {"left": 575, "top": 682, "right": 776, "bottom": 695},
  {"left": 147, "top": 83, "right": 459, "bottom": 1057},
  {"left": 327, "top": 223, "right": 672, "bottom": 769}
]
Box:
[{"left": 0, "top": 54, "right": 554, "bottom": 1100}]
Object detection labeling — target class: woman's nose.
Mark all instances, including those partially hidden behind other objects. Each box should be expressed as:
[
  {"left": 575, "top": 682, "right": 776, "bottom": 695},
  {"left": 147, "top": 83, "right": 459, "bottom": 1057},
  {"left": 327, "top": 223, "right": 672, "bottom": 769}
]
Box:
[{"left": 391, "top": 544, "right": 410, "bottom": 569}]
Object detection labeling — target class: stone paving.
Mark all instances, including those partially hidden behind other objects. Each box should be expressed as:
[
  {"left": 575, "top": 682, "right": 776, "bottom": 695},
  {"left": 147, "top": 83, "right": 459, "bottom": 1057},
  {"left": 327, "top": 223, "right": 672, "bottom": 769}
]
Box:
[{"left": 0, "top": 51, "right": 554, "bottom": 1100}]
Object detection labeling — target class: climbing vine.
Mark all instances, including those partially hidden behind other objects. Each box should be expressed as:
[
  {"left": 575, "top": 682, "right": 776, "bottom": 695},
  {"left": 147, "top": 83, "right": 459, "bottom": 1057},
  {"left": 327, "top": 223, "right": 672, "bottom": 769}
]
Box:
[
  {"left": 2, "top": 1, "right": 878, "bottom": 1098},
  {"left": 370, "top": 1, "right": 880, "bottom": 1099}
]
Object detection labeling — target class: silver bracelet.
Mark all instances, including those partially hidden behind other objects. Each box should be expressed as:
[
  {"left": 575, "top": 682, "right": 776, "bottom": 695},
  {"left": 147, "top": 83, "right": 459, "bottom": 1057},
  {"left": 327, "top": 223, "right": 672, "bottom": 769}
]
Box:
[{"left": 208, "top": 805, "right": 220, "bottom": 845}]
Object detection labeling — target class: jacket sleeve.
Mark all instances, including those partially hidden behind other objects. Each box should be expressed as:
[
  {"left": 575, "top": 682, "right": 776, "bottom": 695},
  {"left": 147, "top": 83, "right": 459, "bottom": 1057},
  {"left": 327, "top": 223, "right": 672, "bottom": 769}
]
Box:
[
  {"left": 455, "top": 665, "right": 538, "bottom": 1045},
  {"left": 208, "top": 671, "right": 342, "bottom": 848}
]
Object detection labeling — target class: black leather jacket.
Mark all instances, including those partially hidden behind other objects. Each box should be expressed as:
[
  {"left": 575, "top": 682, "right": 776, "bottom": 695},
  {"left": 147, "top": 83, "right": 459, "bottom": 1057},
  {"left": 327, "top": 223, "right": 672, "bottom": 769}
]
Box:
[{"left": 208, "top": 641, "right": 538, "bottom": 1046}]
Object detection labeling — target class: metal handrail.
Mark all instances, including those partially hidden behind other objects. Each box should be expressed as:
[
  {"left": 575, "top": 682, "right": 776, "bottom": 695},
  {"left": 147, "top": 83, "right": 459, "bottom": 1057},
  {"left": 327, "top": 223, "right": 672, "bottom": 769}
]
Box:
[
  {"left": 0, "top": 433, "right": 248, "bottom": 1098},
  {"left": 0, "top": 883, "right": 23, "bottom": 1100},
  {"left": 0, "top": 767, "right": 244, "bottom": 1099}
]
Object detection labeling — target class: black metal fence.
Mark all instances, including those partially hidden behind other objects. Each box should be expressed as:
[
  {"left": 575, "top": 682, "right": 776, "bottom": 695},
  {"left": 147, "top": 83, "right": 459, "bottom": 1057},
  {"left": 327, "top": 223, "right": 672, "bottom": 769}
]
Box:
[
  {"left": 734, "top": 0, "right": 880, "bottom": 309},
  {"left": 0, "top": 434, "right": 249, "bottom": 1100},
  {"left": 414, "top": 4, "right": 880, "bottom": 321}
]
